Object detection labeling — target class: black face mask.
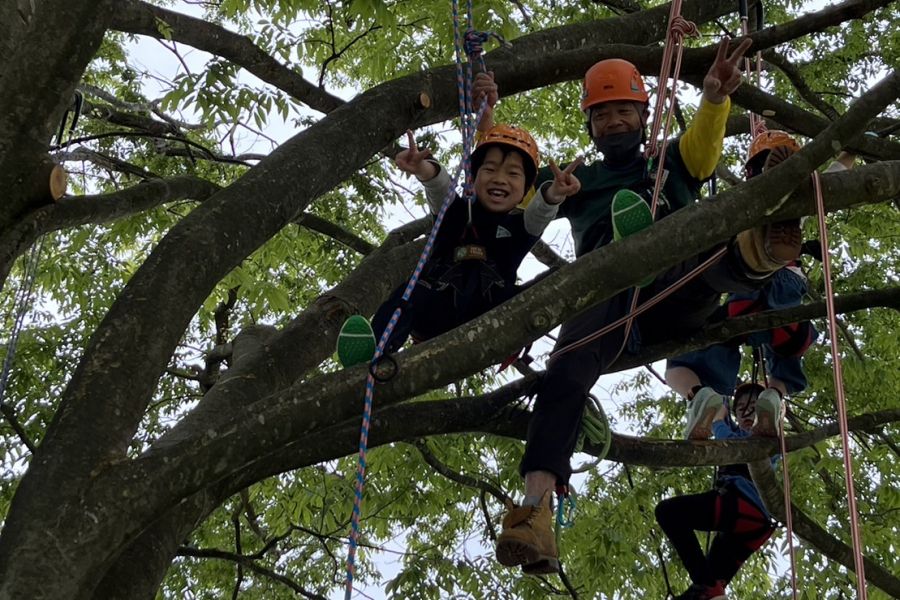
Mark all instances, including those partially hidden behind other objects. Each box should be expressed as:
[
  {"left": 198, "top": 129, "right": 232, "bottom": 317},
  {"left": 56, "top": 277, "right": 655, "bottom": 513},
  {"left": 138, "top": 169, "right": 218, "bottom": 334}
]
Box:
[{"left": 592, "top": 129, "right": 643, "bottom": 162}]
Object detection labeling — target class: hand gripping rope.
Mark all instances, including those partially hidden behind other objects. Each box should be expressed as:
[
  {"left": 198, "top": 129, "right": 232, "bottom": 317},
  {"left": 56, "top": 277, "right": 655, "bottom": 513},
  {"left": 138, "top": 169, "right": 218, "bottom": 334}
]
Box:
[{"left": 341, "top": 1, "right": 497, "bottom": 596}]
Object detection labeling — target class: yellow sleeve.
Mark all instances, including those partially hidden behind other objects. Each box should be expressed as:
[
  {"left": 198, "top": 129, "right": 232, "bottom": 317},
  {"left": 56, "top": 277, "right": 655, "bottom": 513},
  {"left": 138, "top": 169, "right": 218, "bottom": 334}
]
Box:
[{"left": 677, "top": 97, "right": 730, "bottom": 180}]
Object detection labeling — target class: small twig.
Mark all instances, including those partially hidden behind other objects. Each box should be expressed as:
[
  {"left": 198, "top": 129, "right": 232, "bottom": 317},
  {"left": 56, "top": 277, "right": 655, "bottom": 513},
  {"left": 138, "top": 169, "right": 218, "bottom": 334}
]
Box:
[
  {"left": 413, "top": 440, "right": 511, "bottom": 506},
  {"left": 0, "top": 400, "right": 37, "bottom": 454},
  {"left": 479, "top": 490, "right": 499, "bottom": 541},
  {"left": 231, "top": 510, "right": 243, "bottom": 600},
  {"left": 557, "top": 561, "right": 581, "bottom": 599}
]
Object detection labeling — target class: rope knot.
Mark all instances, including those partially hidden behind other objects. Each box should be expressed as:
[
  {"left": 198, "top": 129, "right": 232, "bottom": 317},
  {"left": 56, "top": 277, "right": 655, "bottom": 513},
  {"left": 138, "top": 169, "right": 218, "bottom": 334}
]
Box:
[
  {"left": 464, "top": 29, "right": 507, "bottom": 58},
  {"left": 668, "top": 16, "right": 699, "bottom": 40}
]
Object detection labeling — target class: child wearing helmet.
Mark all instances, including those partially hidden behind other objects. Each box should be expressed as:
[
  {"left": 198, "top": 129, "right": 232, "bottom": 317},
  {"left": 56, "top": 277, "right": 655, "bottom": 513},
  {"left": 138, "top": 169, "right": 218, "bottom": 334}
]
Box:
[
  {"left": 338, "top": 125, "right": 581, "bottom": 364},
  {"left": 668, "top": 136, "right": 856, "bottom": 441},
  {"left": 655, "top": 383, "right": 779, "bottom": 600}
]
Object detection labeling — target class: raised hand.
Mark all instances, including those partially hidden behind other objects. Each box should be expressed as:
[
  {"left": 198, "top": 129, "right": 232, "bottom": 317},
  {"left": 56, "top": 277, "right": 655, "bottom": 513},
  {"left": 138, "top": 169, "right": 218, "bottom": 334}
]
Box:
[
  {"left": 472, "top": 71, "right": 498, "bottom": 132},
  {"left": 545, "top": 157, "right": 584, "bottom": 205},
  {"left": 394, "top": 130, "right": 436, "bottom": 181},
  {"left": 703, "top": 37, "right": 753, "bottom": 104}
]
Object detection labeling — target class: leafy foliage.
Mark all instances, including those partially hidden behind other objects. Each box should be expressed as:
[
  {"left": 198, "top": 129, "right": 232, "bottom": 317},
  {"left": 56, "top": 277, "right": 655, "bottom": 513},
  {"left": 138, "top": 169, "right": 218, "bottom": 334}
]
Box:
[{"left": 1, "top": 0, "right": 899, "bottom": 599}]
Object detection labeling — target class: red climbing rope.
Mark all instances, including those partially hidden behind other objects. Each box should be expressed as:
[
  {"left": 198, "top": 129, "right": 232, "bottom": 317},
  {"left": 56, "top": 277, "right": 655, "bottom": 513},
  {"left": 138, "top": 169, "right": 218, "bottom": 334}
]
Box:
[
  {"left": 550, "top": 1, "right": 702, "bottom": 364},
  {"left": 811, "top": 170, "right": 868, "bottom": 599},
  {"left": 759, "top": 350, "right": 799, "bottom": 600}
]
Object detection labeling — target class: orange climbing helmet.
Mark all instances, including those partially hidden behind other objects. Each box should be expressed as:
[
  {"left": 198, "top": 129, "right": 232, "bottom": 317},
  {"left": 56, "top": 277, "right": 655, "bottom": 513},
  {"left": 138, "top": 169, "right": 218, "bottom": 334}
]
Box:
[
  {"left": 472, "top": 124, "right": 540, "bottom": 183},
  {"left": 746, "top": 130, "right": 801, "bottom": 164},
  {"left": 580, "top": 59, "right": 650, "bottom": 112}
]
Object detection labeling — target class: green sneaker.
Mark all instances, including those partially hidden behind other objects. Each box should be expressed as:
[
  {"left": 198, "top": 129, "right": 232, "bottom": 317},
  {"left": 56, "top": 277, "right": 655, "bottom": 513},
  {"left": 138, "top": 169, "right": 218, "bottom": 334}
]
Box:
[
  {"left": 611, "top": 189, "right": 654, "bottom": 286},
  {"left": 611, "top": 189, "right": 653, "bottom": 241},
  {"left": 336, "top": 315, "right": 376, "bottom": 368}
]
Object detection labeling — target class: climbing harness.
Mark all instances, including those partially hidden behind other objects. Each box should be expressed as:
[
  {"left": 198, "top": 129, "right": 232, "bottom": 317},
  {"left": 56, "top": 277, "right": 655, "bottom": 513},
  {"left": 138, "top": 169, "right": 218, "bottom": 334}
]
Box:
[
  {"left": 811, "top": 170, "right": 868, "bottom": 598},
  {"left": 341, "top": 1, "right": 501, "bottom": 597}
]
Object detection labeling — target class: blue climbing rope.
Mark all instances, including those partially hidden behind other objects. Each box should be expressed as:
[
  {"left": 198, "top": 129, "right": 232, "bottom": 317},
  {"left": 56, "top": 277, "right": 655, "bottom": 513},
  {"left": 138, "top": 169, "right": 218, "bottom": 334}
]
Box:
[{"left": 342, "top": 2, "right": 496, "bottom": 597}]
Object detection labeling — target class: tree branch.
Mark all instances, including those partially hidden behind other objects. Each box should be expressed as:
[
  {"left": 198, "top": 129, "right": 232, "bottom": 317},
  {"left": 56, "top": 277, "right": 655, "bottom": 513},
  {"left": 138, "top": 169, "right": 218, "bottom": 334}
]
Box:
[
  {"left": 110, "top": 0, "right": 344, "bottom": 115},
  {"left": 177, "top": 546, "right": 328, "bottom": 599},
  {"left": 763, "top": 50, "right": 841, "bottom": 120},
  {"left": 413, "top": 440, "right": 511, "bottom": 506},
  {"left": 0, "top": 400, "right": 37, "bottom": 454},
  {"left": 749, "top": 460, "right": 900, "bottom": 597},
  {"left": 0, "top": 176, "right": 219, "bottom": 293},
  {"left": 295, "top": 213, "right": 376, "bottom": 255},
  {"left": 0, "top": 0, "right": 115, "bottom": 230}
]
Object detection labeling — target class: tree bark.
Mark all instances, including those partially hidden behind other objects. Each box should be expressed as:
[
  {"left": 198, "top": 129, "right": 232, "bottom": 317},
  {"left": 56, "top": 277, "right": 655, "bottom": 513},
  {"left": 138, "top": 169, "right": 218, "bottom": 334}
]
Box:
[{"left": 1, "top": 1, "right": 898, "bottom": 597}]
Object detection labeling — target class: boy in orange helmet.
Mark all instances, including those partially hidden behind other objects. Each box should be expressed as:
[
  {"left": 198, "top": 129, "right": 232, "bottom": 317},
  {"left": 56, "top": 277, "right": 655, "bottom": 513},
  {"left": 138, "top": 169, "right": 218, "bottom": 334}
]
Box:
[
  {"left": 338, "top": 125, "right": 582, "bottom": 362},
  {"left": 470, "top": 39, "right": 819, "bottom": 576}
]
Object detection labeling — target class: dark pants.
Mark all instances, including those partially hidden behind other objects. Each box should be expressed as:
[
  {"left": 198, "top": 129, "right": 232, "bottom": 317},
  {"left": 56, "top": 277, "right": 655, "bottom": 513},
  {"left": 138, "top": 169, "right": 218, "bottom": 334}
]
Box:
[
  {"left": 372, "top": 263, "right": 518, "bottom": 353},
  {"left": 667, "top": 267, "right": 817, "bottom": 396},
  {"left": 655, "top": 486, "right": 775, "bottom": 586},
  {"left": 520, "top": 243, "right": 766, "bottom": 482}
]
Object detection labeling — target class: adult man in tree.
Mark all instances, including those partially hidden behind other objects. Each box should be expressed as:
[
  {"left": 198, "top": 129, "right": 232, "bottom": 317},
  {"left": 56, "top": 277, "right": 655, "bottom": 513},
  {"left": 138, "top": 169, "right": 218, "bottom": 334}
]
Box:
[{"left": 473, "top": 38, "right": 809, "bottom": 575}]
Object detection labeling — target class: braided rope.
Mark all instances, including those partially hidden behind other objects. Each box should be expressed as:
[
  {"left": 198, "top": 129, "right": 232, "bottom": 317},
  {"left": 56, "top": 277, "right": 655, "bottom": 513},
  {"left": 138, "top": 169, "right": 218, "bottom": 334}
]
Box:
[
  {"left": 342, "top": 2, "right": 492, "bottom": 597},
  {"left": 776, "top": 393, "right": 799, "bottom": 600},
  {"left": 611, "top": 0, "right": 697, "bottom": 364},
  {"left": 811, "top": 170, "right": 868, "bottom": 599}
]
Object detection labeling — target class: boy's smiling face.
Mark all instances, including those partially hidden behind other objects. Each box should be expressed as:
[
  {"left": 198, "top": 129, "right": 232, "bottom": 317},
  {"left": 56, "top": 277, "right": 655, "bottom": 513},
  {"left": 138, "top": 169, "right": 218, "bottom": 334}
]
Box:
[{"left": 474, "top": 147, "right": 527, "bottom": 213}]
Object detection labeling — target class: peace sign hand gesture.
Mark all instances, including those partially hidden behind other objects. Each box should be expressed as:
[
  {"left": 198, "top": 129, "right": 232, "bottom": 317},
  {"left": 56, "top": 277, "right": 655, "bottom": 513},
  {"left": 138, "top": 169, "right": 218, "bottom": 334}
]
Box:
[
  {"left": 394, "top": 130, "right": 437, "bottom": 181},
  {"left": 703, "top": 37, "right": 753, "bottom": 104},
  {"left": 545, "top": 158, "right": 584, "bottom": 205}
]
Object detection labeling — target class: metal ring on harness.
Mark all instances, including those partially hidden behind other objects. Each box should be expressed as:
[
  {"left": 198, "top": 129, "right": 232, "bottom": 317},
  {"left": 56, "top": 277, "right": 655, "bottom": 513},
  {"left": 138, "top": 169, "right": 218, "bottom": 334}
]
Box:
[{"left": 369, "top": 353, "right": 399, "bottom": 383}]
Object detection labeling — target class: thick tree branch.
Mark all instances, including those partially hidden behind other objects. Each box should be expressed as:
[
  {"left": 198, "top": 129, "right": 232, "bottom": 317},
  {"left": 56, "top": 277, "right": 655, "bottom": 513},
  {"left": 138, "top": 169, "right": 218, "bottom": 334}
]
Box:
[
  {"left": 0, "top": 176, "right": 220, "bottom": 292},
  {"left": 749, "top": 460, "right": 900, "bottom": 598},
  {"left": 110, "top": 0, "right": 344, "bottom": 115},
  {"left": 0, "top": 0, "right": 115, "bottom": 230}
]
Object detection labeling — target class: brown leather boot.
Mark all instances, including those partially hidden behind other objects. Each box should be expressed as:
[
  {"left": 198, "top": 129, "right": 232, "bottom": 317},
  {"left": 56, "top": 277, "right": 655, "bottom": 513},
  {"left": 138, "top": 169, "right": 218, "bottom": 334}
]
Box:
[
  {"left": 495, "top": 491, "right": 559, "bottom": 574},
  {"left": 736, "top": 219, "right": 802, "bottom": 275}
]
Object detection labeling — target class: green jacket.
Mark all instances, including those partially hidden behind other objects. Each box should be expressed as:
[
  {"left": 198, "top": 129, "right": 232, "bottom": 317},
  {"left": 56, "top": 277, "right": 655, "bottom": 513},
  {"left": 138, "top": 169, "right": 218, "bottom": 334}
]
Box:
[{"left": 534, "top": 98, "right": 730, "bottom": 257}]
